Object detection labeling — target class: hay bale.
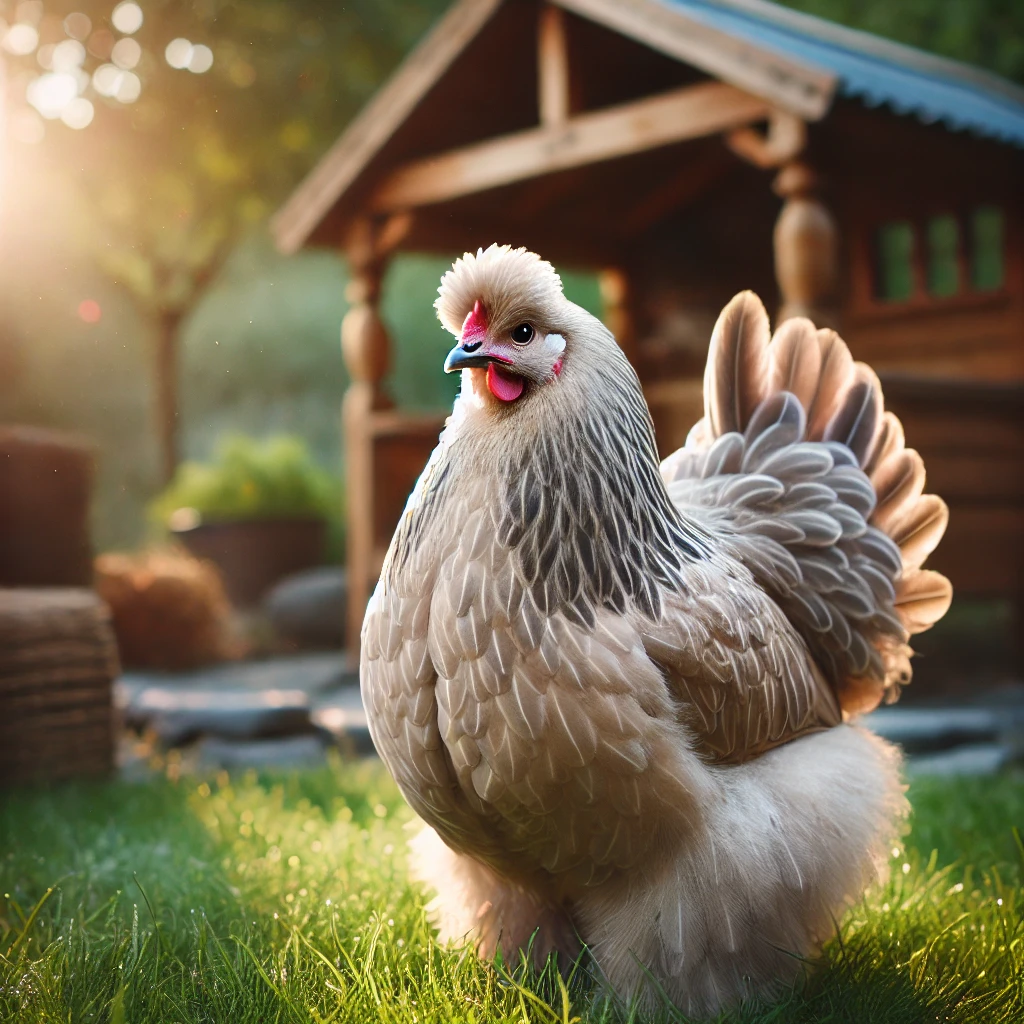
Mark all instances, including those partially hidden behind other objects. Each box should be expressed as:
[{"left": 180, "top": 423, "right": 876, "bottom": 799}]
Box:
[
  {"left": 0, "top": 426, "right": 95, "bottom": 586},
  {"left": 95, "top": 550, "right": 237, "bottom": 670},
  {"left": 0, "top": 588, "right": 119, "bottom": 784}
]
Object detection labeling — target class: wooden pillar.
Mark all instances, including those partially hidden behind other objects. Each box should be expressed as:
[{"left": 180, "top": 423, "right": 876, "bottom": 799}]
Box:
[
  {"left": 772, "top": 160, "right": 840, "bottom": 327},
  {"left": 340, "top": 219, "right": 396, "bottom": 659},
  {"left": 599, "top": 268, "right": 637, "bottom": 364},
  {"left": 538, "top": 5, "right": 570, "bottom": 127}
]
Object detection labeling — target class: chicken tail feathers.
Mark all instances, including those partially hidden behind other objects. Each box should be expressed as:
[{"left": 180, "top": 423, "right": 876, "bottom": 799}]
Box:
[{"left": 661, "top": 293, "right": 952, "bottom": 714}]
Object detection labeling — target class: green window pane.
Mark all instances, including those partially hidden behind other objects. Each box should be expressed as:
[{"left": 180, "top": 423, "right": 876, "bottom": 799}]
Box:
[
  {"left": 876, "top": 221, "right": 915, "bottom": 302},
  {"left": 926, "top": 215, "right": 960, "bottom": 297},
  {"left": 971, "top": 206, "right": 1004, "bottom": 291}
]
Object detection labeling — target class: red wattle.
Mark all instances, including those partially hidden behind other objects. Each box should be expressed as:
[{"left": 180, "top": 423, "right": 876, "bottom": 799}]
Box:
[{"left": 486, "top": 362, "right": 525, "bottom": 402}]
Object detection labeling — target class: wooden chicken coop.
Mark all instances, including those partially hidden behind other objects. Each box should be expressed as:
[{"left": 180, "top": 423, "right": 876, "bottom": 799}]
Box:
[{"left": 272, "top": 0, "right": 1024, "bottom": 653}]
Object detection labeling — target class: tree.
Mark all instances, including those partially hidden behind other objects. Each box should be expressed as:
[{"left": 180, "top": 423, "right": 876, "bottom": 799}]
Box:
[
  {"left": 3, "top": 0, "right": 446, "bottom": 481},
  {"left": 777, "top": 0, "right": 1024, "bottom": 86}
]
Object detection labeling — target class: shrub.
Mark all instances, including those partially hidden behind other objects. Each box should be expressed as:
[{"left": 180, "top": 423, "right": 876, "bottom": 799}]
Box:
[{"left": 150, "top": 434, "right": 343, "bottom": 555}]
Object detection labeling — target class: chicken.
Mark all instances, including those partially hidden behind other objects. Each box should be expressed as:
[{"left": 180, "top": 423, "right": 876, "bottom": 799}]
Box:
[{"left": 360, "top": 244, "right": 952, "bottom": 1016}]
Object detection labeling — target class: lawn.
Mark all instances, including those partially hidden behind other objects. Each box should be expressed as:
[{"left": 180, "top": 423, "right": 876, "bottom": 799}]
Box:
[{"left": 1, "top": 758, "right": 1022, "bottom": 1024}]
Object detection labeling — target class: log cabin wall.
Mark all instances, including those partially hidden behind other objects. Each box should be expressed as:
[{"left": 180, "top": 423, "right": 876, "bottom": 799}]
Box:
[{"left": 821, "top": 103, "right": 1024, "bottom": 380}]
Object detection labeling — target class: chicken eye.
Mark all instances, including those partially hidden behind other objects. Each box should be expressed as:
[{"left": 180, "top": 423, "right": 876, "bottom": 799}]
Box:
[{"left": 510, "top": 323, "right": 534, "bottom": 345}]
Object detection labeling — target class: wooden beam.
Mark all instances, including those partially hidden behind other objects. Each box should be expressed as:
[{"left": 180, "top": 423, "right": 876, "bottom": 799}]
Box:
[
  {"left": 538, "top": 5, "right": 571, "bottom": 127},
  {"left": 727, "top": 109, "right": 806, "bottom": 168},
  {"left": 370, "top": 80, "right": 771, "bottom": 213},
  {"left": 552, "top": 0, "right": 834, "bottom": 120},
  {"left": 271, "top": 0, "right": 504, "bottom": 254}
]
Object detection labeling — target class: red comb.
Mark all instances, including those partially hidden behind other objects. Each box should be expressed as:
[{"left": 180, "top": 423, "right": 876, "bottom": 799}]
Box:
[{"left": 461, "top": 299, "right": 488, "bottom": 340}]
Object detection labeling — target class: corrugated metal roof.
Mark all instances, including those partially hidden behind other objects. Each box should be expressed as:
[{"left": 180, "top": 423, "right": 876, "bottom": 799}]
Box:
[{"left": 662, "top": 0, "right": 1024, "bottom": 146}]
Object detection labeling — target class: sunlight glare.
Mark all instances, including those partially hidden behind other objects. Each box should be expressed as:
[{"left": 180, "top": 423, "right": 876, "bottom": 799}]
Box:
[{"left": 111, "top": 1, "right": 143, "bottom": 35}]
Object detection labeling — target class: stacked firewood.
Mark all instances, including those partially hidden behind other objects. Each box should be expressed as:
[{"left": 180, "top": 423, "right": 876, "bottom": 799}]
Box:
[{"left": 0, "top": 589, "right": 119, "bottom": 784}]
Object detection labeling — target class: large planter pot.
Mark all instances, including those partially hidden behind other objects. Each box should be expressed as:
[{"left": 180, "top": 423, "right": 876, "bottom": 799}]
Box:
[{"left": 172, "top": 518, "right": 327, "bottom": 608}]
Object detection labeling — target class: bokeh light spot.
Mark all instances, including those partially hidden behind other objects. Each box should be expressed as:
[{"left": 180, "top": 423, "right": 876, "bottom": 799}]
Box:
[
  {"left": 92, "top": 63, "right": 120, "bottom": 96},
  {"left": 63, "top": 12, "right": 91, "bottom": 40},
  {"left": 188, "top": 44, "right": 213, "bottom": 74},
  {"left": 61, "top": 97, "right": 94, "bottom": 130},
  {"left": 78, "top": 299, "right": 101, "bottom": 324},
  {"left": 111, "top": 36, "right": 140, "bottom": 69},
  {"left": 114, "top": 70, "right": 141, "bottom": 103},
  {"left": 51, "top": 38, "right": 86, "bottom": 71},
  {"left": 111, "top": 1, "right": 143, "bottom": 35},
  {"left": 165, "top": 37, "right": 192, "bottom": 69},
  {"left": 228, "top": 59, "right": 256, "bottom": 87},
  {"left": 87, "top": 28, "right": 114, "bottom": 60},
  {"left": 3, "top": 23, "right": 40, "bottom": 55},
  {"left": 26, "top": 72, "right": 79, "bottom": 119}
]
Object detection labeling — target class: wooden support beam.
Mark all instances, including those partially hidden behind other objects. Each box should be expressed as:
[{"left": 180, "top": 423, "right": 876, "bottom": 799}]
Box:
[
  {"left": 726, "top": 109, "right": 806, "bottom": 169},
  {"left": 371, "top": 81, "right": 772, "bottom": 212},
  {"left": 552, "top": 0, "right": 834, "bottom": 119},
  {"left": 538, "top": 4, "right": 571, "bottom": 127}
]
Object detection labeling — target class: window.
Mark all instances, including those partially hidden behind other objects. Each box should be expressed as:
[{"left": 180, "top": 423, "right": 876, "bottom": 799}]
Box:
[
  {"left": 971, "top": 206, "right": 1004, "bottom": 291},
  {"left": 926, "top": 215, "right": 960, "bottom": 297},
  {"left": 875, "top": 221, "right": 915, "bottom": 302},
  {"left": 872, "top": 204, "right": 1006, "bottom": 305}
]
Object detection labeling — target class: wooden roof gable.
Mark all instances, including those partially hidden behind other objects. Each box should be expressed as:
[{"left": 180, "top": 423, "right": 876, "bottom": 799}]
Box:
[{"left": 271, "top": 0, "right": 837, "bottom": 255}]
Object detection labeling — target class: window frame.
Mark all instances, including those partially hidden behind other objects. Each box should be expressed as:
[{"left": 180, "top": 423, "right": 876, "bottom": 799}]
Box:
[{"left": 847, "top": 199, "right": 1012, "bottom": 323}]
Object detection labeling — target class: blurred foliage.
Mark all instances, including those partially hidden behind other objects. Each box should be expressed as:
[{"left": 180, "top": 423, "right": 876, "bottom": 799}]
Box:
[
  {"left": 150, "top": 433, "right": 340, "bottom": 528},
  {"left": 3, "top": 0, "right": 450, "bottom": 317},
  {"left": 777, "top": 0, "right": 1024, "bottom": 85}
]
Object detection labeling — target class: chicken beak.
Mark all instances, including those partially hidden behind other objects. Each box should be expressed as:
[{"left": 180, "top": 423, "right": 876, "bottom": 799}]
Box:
[{"left": 444, "top": 343, "right": 496, "bottom": 373}]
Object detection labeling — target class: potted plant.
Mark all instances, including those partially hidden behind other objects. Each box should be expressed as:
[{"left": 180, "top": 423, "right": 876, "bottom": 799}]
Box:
[{"left": 150, "top": 434, "right": 341, "bottom": 607}]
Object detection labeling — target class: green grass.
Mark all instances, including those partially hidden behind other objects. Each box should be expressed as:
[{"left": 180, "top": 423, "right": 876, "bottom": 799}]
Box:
[{"left": 1, "top": 760, "right": 1022, "bottom": 1024}]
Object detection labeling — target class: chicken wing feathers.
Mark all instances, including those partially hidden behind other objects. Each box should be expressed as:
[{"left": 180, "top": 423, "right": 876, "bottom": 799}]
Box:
[{"left": 663, "top": 293, "right": 951, "bottom": 713}]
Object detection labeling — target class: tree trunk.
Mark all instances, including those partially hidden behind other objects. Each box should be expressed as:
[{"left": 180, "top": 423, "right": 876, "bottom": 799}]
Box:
[{"left": 155, "top": 310, "right": 183, "bottom": 485}]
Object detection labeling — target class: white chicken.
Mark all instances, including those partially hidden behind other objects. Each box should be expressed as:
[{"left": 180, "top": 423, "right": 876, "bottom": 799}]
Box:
[{"left": 361, "top": 245, "right": 951, "bottom": 1016}]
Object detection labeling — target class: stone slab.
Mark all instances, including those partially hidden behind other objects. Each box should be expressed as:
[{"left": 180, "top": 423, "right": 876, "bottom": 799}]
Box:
[
  {"left": 906, "top": 743, "right": 1014, "bottom": 777},
  {"left": 311, "top": 686, "right": 374, "bottom": 756},
  {"left": 117, "top": 652, "right": 353, "bottom": 707},
  {"left": 862, "top": 706, "right": 1004, "bottom": 752},
  {"left": 121, "top": 685, "right": 312, "bottom": 746},
  {"left": 196, "top": 734, "right": 329, "bottom": 771}
]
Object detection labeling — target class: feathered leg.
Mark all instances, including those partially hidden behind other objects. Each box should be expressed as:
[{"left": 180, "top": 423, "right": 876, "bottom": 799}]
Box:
[
  {"left": 571, "top": 725, "right": 906, "bottom": 1018},
  {"left": 409, "top": 826, "right": 580, "bottom": 968}
]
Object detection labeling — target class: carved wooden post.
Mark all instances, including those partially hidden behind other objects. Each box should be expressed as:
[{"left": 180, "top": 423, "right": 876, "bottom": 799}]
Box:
[
  {"left": 599, "top": 268, "right": 637, "bottom": 364},
  {"left": 772, "top": 161, "right": 840, "bottom": 326},
  {"left": 341, "top": 219, "right": 395, "bottom": 657}
]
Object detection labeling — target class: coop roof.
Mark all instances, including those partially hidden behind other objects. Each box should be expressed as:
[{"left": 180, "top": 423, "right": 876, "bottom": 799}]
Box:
[
  {"left": 273, "top": 0, "right": 1024, "bottom": 255},
  {"left": 655, "top": 0, "right": 1024, "bottom": 146}
]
